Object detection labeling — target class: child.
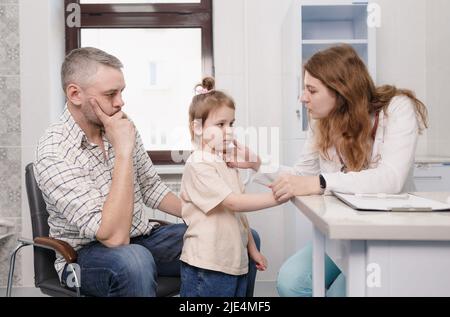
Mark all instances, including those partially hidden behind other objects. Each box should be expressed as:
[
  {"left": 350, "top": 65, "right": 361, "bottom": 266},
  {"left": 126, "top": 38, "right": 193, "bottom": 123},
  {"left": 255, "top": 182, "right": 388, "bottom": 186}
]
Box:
[{"left": 179, "top": 77, "right": 282, "bottom": 297}]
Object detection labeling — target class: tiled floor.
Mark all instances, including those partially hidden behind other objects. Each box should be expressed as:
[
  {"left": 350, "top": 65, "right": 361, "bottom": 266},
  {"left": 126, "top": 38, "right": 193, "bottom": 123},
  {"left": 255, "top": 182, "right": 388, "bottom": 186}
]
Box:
[
  {"left": 254, "top": 281, "right": 279, "bottom": 297},
  {"left": 0, "top": 281, "right": 279, "bottom": 297},
  {"left": 0, "top": 287, "right": 48, "bottom": 297}
]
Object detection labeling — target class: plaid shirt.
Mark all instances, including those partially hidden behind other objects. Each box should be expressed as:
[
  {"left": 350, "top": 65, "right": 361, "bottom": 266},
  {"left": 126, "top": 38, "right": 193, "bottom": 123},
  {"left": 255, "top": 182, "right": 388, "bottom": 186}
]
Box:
[{"left": 34, "top": 107, "right": 171, "bottom": 279}]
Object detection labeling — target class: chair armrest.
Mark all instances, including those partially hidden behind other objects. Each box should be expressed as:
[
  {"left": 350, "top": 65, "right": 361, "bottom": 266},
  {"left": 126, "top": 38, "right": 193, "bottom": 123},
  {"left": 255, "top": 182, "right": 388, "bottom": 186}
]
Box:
[
  {"left": 149, "top": 218, "right": 172, "bottom": 226},
  {"left": 34, "top": 237, "right": 78, "bottom": 264}
]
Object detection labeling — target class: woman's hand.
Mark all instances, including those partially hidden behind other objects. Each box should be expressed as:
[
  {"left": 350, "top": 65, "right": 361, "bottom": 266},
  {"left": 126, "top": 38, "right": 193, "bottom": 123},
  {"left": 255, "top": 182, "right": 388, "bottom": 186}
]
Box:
[
  {"left": 225, "top": 140, "right": 261, "bottom": 171},
  {"left": 249, "top": 249, "right": 268, "bottom": 271},
  {"left": 270, "top": 174, "right": 321, "bottom": 202}
]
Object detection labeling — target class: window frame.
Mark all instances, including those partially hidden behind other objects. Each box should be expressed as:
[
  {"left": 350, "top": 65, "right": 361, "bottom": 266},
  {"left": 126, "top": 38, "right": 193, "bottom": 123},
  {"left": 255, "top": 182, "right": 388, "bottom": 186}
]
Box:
[{"left": 64, "top": 0, "right": 213, "bottom": 165}]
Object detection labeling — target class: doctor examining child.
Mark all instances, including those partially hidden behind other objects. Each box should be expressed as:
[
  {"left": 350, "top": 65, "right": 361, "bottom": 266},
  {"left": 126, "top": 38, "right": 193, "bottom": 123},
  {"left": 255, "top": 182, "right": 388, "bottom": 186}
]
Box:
[
  {"left": 179, "top": 77, "right": 285, "bottom": 297},
  {"left": 229, "top": 44, "right": 428, "bottom": 297}
]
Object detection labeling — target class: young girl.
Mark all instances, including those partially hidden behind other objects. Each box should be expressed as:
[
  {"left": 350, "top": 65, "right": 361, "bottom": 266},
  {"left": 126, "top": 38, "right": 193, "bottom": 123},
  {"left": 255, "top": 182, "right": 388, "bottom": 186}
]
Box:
[{"left": 179, "top": 77, "right": 281, "bottom": 297}]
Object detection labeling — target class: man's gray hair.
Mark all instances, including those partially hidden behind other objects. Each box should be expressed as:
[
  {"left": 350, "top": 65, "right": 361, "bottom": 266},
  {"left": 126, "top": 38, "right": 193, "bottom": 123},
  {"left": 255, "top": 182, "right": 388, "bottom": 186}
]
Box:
[{"left": 61, "top": 47, "right": 123, "bottom": 92}]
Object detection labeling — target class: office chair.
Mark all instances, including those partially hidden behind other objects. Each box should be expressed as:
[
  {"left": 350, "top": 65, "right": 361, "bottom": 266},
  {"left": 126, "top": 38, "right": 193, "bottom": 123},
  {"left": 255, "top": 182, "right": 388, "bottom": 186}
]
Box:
[{"left": 6, "top": 163, "right": 181, "bottom": 297}]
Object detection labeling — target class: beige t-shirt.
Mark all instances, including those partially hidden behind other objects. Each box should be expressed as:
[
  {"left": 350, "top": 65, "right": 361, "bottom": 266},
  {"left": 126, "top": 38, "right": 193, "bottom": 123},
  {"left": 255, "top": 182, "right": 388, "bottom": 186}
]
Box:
[{"left": 180, "top": 150, "right": 250, "bottom": 276}]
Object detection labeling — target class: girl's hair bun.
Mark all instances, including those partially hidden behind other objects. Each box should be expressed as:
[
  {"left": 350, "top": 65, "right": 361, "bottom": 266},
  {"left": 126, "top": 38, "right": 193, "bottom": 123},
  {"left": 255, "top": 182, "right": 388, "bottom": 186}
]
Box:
[{"left": 201, "top": 77, "right": 215, "bottom": 91}]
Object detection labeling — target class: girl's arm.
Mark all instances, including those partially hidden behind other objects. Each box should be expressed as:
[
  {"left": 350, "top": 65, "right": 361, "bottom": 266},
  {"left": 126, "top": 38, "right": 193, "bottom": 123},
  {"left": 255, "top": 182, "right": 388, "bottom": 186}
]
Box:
[{"left": 220, "top": 192, "right": 283, "bottom": 213}]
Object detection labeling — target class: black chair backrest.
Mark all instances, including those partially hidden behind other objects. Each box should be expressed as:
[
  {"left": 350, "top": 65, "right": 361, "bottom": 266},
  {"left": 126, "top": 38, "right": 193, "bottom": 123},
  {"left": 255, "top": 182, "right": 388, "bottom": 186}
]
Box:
[{"left": 25, "top": 163, "right": 60, "bottom": 287}]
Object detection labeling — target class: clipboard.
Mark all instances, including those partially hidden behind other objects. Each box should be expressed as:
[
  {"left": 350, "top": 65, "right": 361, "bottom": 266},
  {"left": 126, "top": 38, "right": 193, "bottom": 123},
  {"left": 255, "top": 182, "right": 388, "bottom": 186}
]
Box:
[{"left": 333, "top": 192, "right": 450, "bottom": 212}]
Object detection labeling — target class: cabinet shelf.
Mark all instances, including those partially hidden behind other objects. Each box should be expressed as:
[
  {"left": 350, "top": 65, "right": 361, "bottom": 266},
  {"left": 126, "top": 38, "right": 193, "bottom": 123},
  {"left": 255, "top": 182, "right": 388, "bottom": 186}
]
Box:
[
  {"left": 300, "top": 3, "right": 373, "bottom": 84},
  {"left": 302, "top": 39, "right": 368, "bottom": 45},
  {"left": 281, "top": 1, "right": 375, "bottom": 141},
  {"left": 302, "top": 4, "right": 368, "bottom": 22},
  {"left": 302, "top": 4, "right": 368, "bottom": 41},
  {"left": 302, "top": 42, "right": 368, "bottom": 65}
]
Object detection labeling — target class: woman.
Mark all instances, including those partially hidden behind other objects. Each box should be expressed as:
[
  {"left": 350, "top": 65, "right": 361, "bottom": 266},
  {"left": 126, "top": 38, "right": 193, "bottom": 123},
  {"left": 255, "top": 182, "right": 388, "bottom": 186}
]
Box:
[{"left": 228, "top": 44, "right": 428, "bottom": 297}]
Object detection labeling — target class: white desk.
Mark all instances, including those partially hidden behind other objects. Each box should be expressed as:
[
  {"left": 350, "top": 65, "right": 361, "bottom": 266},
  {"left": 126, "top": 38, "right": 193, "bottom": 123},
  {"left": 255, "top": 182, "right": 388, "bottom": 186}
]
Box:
[{"left": 293, "top": 192, "right": 450, "bottom": 297}]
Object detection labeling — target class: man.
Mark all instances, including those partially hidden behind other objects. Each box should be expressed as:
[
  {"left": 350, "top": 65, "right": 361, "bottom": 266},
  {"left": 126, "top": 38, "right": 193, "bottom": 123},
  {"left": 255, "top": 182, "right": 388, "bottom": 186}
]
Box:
[{"left": 35, "top": 47, "right": 260, "bottom": 297}]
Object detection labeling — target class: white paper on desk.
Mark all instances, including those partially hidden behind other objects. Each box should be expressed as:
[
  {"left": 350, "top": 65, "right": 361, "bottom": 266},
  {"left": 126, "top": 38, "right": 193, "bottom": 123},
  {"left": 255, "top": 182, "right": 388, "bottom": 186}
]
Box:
[{"left": 333, "top": 192, "right": 450, "bottom": 212}]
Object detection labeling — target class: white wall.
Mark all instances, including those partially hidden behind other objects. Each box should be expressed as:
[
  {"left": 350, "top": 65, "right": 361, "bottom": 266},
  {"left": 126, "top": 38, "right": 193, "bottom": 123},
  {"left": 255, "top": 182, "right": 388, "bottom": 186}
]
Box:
[
  {"left": 376, "top": 0, "right": 450, "bottom": 157},
  {"left": 20, "top": 0, "right": 65, "bottom": 286},
  {"left": 426, "top": 0, "right": 450, "bottom": 157},
  {"left": 376, "top": 0, "right": 428, "bottom": 156},
  {"left": 374, "top": 0, "right": 450, "bottom": 157}
]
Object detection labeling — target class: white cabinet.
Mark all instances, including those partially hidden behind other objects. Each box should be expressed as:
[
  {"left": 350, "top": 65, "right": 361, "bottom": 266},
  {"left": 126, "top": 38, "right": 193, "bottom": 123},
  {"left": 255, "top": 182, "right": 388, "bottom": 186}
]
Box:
[
  {"left": 282, "top": 0, "right": 376, "bottom": 141},
  {"left": 301, "top": 4, "right": 375, "bottom": 69},
  {"left": 414, "top": 163, "right": 450, "bottom": 192}
]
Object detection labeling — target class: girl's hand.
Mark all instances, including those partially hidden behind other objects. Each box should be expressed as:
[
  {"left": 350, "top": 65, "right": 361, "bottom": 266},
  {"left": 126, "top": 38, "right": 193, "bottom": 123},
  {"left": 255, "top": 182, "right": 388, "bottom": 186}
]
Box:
[
  {"left": 225, "top": 140, "right": 261, "bottom": 171},
  {"left": 270, "top": 174, "right": 321, "bottom": 202},
  {"left": 249, "top": 249, "right": 268, "bottom": 271}
]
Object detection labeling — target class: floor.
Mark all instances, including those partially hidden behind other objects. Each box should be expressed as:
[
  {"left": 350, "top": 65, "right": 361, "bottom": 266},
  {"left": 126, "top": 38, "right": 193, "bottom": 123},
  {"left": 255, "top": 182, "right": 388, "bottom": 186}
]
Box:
[{"left": 0, "top": 281, "right": 279, "bottom": 297}]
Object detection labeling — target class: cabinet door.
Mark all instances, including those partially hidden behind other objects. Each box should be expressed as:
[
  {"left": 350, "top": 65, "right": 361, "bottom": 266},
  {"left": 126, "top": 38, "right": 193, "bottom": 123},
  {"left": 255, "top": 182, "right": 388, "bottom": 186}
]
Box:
[
  {"left": 414, "top": 164, "right": 450, "bottom": 192},
  {"left": 300, "top": 2, "right": 375, "bottom": 76},
  {"left": 282, "top": 0, "right": 377, "bottom": 142},
  {"left": 282, "top": 1, "right": 307, "bottom": 140}
]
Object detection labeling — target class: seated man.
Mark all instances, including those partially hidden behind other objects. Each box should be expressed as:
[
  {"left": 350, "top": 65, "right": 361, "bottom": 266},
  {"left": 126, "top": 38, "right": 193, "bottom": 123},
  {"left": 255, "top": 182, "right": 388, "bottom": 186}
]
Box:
[{"left": 34, "top": 47, "right": 260, "bottom": 297}]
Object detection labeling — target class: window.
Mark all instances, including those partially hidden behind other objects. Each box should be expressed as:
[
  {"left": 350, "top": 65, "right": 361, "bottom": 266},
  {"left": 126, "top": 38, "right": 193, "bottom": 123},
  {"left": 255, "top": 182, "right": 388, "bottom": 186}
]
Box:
[
  {"left": 81, "top": 0, "right": 201, "bottom": 3},
  {"left": 65, "top": 0, "right": 213, "bottom": 164}
]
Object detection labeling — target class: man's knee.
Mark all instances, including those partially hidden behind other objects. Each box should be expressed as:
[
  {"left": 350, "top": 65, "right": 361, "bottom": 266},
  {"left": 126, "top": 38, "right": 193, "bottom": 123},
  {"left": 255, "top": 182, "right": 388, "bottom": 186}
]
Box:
[
  {"left": 115, "top": 244, "right": 156, "bottom": 276},
  {"left": 111, "top": 244, "right": 157, "bottom": 296}
]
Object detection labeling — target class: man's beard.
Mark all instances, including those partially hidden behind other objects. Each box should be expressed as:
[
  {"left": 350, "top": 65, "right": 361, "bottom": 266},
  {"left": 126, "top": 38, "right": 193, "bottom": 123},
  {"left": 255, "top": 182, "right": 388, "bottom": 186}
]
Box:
[{"left": 85, "top": 111, "right": 104, "bottom": 128}]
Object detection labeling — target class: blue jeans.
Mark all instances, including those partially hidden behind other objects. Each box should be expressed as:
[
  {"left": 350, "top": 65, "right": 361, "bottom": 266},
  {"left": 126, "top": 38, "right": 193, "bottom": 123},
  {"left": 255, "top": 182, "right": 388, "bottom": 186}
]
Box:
[
  {"left": 62, "top": 225, "right": 260, "bottom": 297},
  {"left": 276, "top": 243, "right": 346, "bottom": 297},
  {"left": 180, "top": 262, "right": 248, "bottom": 297},
  {"left": 180, "top": 229, "right": 261, "bottom": 297}
]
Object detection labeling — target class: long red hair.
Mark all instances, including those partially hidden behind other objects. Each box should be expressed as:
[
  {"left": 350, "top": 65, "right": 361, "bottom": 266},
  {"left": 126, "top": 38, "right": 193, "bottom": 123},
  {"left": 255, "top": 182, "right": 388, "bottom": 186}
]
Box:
[{"left": 304, "top": 45, "right": 428, "bottom": 172}]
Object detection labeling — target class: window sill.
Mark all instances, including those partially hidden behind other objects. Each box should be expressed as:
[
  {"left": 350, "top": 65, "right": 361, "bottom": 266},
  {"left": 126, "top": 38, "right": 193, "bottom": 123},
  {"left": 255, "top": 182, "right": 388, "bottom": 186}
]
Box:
[{"left": 154, "top": 165, "right": 185, "bottom": 175}]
